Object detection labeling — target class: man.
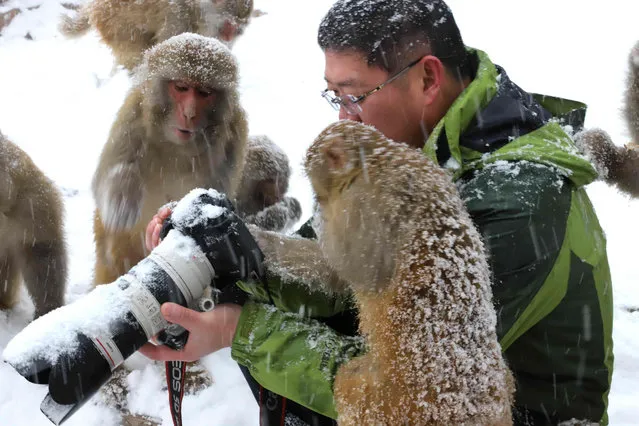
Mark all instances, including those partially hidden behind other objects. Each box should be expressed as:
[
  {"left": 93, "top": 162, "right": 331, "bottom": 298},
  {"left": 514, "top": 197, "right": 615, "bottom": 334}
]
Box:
[{"left": 141, "top": 1, "right": 614, "bottom": 425}]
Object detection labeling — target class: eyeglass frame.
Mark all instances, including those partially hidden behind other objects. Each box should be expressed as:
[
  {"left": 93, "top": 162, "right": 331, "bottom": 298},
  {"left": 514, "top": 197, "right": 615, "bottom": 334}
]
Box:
[{"left": 321, "top": 55, "right": 425, "bottom": 115}]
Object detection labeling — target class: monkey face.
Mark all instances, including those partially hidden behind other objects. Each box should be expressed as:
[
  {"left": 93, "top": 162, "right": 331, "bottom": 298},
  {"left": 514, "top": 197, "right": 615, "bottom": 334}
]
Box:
[
  {"left": 164, "top": 80, "right": 218, "bottom": 145},
  {"left": 253, "top": 179, "right": 285, "bottom": 208}
]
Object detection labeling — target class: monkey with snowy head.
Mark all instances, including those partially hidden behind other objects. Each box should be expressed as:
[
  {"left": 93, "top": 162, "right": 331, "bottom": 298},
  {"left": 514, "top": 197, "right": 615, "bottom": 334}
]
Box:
[
  {"left": 91, "top": 33, "right": 248, "bottom": 286},
  {"left": 303, "top": 120, "right": 515, "bottom": 426}
]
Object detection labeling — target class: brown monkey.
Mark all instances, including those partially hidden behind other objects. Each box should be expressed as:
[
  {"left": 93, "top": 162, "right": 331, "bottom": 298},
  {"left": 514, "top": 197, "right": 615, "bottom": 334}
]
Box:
[
  {"left": 575, "top": 41, "right": 639, "bottom": 197},
  {"left": 302, "top": 120, "right": 514, "bottom": 425},
  {"left": 92, "top": 33, "right": 248, "bottom": 285},
  {"left": 624, "top": 41, "right": 639, "bottom": 145},
  {"left": 59, "top": 0, "right": 254, "bottom": 71},
  {"left": 236, "top": 134, "right": 302, "bottom": 232},
  {"left": 0, "top": 132, "right": 68, "bottom": 318}
]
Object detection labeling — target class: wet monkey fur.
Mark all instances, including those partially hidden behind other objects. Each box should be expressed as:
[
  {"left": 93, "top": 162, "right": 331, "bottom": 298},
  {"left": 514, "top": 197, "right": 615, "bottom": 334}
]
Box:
[
  {"left": 0, "top": 132, "right": 68, "bottom": 318},
  {"left": 91, "top": 34, "right": 248, "bottom": 285},
  {"left": 303, "top": 120, "right": 515, "bottom": 426}
]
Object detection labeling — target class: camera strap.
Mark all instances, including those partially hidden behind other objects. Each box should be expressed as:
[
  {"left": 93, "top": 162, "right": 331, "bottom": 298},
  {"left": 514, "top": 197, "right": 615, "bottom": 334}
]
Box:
[{"left": 166, "top": 360, "right": 187, "bottom": 426}]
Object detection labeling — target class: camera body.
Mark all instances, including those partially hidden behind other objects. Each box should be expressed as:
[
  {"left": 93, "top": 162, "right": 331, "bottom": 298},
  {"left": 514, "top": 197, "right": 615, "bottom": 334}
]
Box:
[{"left": 2, "top": 188, "right": 264, "bottom": 425}]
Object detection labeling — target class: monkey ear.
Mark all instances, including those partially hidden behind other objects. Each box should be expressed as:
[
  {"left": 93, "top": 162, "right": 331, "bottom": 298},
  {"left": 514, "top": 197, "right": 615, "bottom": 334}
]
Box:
[{"left": 322, "top": 142, "right": 349, "bottom": 172}]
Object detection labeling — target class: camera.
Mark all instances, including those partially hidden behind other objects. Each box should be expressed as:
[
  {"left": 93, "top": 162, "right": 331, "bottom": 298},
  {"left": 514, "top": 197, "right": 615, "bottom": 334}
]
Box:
[{"left": 2, "top": 188, "right": 264, "bottom": 425}]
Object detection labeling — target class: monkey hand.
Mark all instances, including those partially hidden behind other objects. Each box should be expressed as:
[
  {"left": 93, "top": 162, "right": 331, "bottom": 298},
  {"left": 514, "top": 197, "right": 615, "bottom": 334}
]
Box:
[
  {"left": 574, "top": 128, "right": 618, "bottom": 179},
  {"left": 146, "top": 204, "right": 174, "bottom": 251},
  {"left": 244, "top": 196, "right": 302, "bottom": 232}
]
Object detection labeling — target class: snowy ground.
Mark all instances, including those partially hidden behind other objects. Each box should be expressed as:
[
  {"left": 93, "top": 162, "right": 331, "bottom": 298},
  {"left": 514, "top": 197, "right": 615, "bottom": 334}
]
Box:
[{"left": 0, "top": 0, "right": 638, "bottom": 425}]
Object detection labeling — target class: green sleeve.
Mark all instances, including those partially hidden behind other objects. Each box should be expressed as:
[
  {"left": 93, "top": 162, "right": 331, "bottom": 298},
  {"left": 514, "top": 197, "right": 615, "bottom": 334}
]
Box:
[
  {"left": 230, "top": 300, "right": 366, "bottom": 419},
  {"left": 457, "top": 161, "right": 572, "bottom": 344}
]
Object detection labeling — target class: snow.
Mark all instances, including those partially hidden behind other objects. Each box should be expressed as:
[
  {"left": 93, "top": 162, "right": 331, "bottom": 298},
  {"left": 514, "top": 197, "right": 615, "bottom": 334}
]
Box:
[
  {"left": 3, "top": 280, "right": 132, "bottom": 369},
  {"left": 0, "top": 0, "right": 637, "bottom": 425},
  {"left": 170, "top": 187, "right": 227, "bottom": 228}
]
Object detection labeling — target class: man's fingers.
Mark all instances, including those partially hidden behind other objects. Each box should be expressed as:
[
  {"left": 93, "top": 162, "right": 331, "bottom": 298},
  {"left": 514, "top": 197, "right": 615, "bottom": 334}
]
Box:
[
  {"left": 161, "top": 303, "right": 202, "bottom": 332},
  {"left": 138, "top": 342, "right": 192, "bottom": 362}
]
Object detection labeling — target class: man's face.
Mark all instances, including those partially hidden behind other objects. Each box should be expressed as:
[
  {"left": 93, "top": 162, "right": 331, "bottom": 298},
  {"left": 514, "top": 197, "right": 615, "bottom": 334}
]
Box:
[{"left": 323, "top": 50, "right": 427, "bottom": 148}]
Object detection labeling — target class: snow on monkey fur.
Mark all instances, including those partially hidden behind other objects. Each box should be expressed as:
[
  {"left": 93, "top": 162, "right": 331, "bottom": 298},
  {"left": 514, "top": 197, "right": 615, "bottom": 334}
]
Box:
[{"left": 304, "top": 120, "right": 515, "bottom": 425}]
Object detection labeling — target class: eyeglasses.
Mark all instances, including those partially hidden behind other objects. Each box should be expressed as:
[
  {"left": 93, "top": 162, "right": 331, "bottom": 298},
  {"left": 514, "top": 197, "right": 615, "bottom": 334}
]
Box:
[{"left": 321, "top": 56, "right": 424, "bottom": 115}]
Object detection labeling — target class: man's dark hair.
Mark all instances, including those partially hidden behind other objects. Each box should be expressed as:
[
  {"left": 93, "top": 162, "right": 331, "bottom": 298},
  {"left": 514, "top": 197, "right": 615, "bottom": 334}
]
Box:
[{"left": 317, "top": 0, "right": 472, "bottom": 80}]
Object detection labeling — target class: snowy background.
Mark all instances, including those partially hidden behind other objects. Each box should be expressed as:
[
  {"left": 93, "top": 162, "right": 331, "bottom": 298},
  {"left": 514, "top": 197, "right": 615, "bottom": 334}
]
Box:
[{"left": 0, "top": 0, "right": 638, "bottom": 425}]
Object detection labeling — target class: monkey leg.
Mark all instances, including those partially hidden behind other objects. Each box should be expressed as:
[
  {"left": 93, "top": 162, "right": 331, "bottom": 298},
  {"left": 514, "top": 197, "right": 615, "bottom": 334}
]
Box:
[
  {"left": 22, "top": 241, "right": 67, "bottom": 318},
  {"left": 0, "top": 251, "right": 20, "bottom": 312},
  {"left": 93, "top": 211, "right": 146, "bottom": 286}
]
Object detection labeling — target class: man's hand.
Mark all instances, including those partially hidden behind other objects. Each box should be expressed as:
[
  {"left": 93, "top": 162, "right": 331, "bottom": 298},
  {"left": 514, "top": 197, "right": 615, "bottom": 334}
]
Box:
[{"left": 139, "top": 302, "right": 243, "bottom": 362}]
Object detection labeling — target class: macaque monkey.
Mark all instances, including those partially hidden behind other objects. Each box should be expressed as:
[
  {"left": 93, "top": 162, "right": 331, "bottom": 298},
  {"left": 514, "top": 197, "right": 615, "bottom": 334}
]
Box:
[
  {"left": 236, "top": 135, "right": 302, "bottom": 232},
  {"left": 575, "top": 41, "right": 639, "bottom": 197},
  {"left": 92, "top": 33, "right": 248, "bottom": 285},
  {"left": 0, "top": 132, "right": 68, "bottom": 318},
  {"left": 301, "top": 120, "right": 514, "bottom": 425},
  {"left": 59, "top": 0, "right": 254, "bottom": 71}
]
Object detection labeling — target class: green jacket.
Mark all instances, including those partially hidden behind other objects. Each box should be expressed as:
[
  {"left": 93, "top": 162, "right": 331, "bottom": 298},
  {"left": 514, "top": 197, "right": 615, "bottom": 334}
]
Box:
[{"left": 231, "top": 49, "right": 614, "bottom": 425}]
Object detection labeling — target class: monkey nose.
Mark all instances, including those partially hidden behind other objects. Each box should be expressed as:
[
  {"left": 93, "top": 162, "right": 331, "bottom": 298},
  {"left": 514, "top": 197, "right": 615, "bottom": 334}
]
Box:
[{"left": 183, "top": 104, "right": 197, "bottom": 121}]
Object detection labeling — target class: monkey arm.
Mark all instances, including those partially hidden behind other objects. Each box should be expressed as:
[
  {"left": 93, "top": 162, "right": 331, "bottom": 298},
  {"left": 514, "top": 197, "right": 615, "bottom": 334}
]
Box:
[
  {"left": 0, "top": 168, "right": 16, "bottom": 212},
  {"left": 231, "top": 299, "right": 366, "bottom": 420},
  {"left": 92, "top": 113, "right": 146, "bottom": 231},
  {"left": 245, "top": 224, "right": 351, "bottom": 296}
]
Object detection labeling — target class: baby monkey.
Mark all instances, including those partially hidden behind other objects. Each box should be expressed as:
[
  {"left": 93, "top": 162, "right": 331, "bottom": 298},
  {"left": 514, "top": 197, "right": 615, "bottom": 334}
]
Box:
[
  {"left": 236, "top": 135, "right": 302, "bottom": 232},
  {"left": 304, "top": 120, "right": 514, "bottom": 426}
]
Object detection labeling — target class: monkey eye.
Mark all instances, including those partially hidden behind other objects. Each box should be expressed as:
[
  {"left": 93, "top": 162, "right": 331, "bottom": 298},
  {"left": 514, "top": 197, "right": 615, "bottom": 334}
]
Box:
[
  {"left": 174, "top": 82, "right": 189, "bottom": 92},
  {"left": 197, "top": 88, "right": 215, "bottom": 97}
]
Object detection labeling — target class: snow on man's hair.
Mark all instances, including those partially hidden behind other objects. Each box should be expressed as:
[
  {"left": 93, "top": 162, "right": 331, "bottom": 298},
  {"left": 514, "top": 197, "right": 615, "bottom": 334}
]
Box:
[{"left": 139, "top": 33, "right": 238, "bottom": 90}]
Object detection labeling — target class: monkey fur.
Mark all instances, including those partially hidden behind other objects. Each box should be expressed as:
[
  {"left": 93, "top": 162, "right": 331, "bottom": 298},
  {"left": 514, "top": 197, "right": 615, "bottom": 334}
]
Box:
[
  {"left": 574, "top": 128, "right": 639, "bottom": 197},
  {"left": 0, "top": 131, "right": 68, "bottom": 318},
  {"left": 91, "top": 34, "right": 248, "bottom": 285},
  {"left": 59, "top": 0, "right": 254, "bottom": 71},
  {"left": 575, "top": 41, "right": 639, "bottom": 198},
  {"left": 301, "top": 120, "right": 515, "bottom": 425},
  {"left": 236, "top": 134, "right": 302, "bottom": 232}
]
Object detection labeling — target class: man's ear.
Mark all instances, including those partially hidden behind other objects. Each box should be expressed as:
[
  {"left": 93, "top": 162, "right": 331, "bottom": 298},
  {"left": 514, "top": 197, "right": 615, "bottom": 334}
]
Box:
[{"left": 420, "top": 55, "right": 444, "bottom": 105}]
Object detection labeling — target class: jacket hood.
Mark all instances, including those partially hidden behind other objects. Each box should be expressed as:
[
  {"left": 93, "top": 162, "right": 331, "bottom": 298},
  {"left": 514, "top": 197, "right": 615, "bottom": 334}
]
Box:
[{"left": 423, "top": 48, "right": 598, "bottom": 187}]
